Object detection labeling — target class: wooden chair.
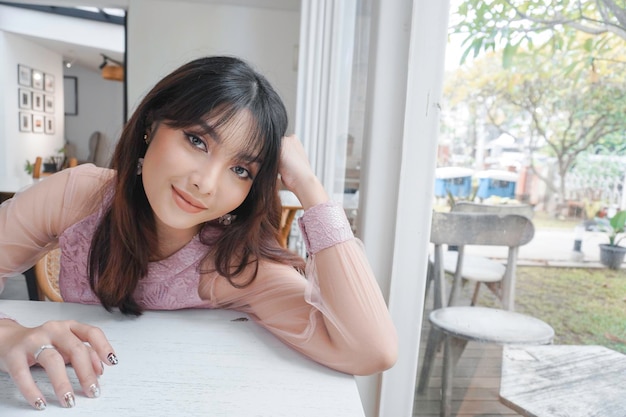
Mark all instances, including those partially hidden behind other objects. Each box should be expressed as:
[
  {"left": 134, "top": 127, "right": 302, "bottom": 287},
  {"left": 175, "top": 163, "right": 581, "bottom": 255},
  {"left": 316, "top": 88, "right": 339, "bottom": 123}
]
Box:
[
  {"left": 278, "top": 190, "right": 302, "bottom": 249},
  {"left": 419, "top": 212, "right": 546, "bottom": 417},
  {"left": 421, "top": 306, "right": 554, "bottom": 417},
  {"left": 32, "top": 157, "right": 77, "bottom": 179},
  {"left": 427, "top": 211, "right": 535, "bottom": 311},
  {"left": 443, "top": 202, "right": 535, "bottom": 309},
  {"left": 34, "top": 248, "right": 63, "bottom": 302}
]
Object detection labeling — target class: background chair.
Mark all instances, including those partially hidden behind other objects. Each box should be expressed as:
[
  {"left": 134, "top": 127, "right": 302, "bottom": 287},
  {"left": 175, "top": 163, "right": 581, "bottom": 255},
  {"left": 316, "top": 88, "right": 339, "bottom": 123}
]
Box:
[
  {"left": 34, "top": 248, "right": 63, "bottom": 302},
  {"left": 278, "top": 190, "right": 302, "bottom": 249},
  {"left": 419, "top": 211, "right": 544, "bottom": 416},
  {"left": 443, "top": 202, "right": 535, "bottom": 309},
  {"left": 32, "top": 156, "right": 78, "bottom": 179},
  {"left": 427, "top": 211, "right": 535, "bottom": 311}
]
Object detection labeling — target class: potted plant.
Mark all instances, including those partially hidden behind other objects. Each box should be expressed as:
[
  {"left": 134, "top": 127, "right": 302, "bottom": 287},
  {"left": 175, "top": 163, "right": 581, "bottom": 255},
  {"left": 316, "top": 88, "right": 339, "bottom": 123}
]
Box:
[{"left": 597, "top": 209, "right": 626, "bottom": 270}]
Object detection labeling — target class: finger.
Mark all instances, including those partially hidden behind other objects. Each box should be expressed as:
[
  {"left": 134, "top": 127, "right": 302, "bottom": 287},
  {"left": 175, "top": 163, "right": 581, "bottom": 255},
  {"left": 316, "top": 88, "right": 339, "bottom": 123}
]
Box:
[
  {"left": 57, "top": 338, "right": 100, "bottom": 399},
  {"left": 69, "top": 321, "right": 118, "bottom": 367},
  {"left": 89, "top": 347, "right": 104, "bottom": 377},
  {"left": 6, "top": 358, "right": 48, "bottom": 410},
  {"left": 35, "top": 348, "right": 76, "bottom": 408}
]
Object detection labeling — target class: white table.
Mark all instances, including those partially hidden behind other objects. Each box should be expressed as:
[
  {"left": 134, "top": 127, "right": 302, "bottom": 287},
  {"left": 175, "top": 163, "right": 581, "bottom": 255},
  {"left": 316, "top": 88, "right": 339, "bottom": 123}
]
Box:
[{"left": 0, "top": 300, "right": 365, "bottom": 416}]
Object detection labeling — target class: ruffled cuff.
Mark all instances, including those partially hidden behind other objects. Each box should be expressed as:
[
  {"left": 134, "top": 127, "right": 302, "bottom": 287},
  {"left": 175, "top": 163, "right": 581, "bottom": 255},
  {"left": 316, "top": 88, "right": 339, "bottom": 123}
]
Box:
[{"left": 298, "top": 201, "right": 353, "bottom": 255}]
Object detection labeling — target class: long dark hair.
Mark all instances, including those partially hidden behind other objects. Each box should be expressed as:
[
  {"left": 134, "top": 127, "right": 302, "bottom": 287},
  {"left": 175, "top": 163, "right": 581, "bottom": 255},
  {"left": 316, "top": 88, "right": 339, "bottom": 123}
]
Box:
[{"left": 89, "top": 56, "right": 304, "bottom": 315}]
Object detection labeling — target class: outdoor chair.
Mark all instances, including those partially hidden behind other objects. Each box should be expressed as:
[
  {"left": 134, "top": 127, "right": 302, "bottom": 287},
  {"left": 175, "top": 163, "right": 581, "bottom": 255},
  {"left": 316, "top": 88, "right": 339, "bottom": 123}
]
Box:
[
  {"left": 419, "top": 211, "right": 547, "bottom": 417},
  {"left": 443, "top": 202, "right": 535, "bottom": 309}
]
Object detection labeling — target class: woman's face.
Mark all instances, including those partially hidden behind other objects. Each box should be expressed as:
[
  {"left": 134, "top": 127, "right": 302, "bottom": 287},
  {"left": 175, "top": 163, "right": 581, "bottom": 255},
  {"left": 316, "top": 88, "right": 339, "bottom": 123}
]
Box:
[{"left": 141, "top": 114, "right": 260, "bottom": 239}]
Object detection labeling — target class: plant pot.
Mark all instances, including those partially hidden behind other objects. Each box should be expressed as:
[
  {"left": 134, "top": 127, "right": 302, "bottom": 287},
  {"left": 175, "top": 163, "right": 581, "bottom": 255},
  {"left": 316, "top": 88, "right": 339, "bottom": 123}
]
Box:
[{"left": 599, "top": 244, "right": 626, "bottom": 270}]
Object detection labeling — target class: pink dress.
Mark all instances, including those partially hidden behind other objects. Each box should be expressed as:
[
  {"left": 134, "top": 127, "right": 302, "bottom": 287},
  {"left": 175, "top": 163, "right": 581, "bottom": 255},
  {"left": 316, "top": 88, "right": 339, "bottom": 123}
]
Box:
[{"left": 0, "top": 165, "right": 396, "bottom": 374}]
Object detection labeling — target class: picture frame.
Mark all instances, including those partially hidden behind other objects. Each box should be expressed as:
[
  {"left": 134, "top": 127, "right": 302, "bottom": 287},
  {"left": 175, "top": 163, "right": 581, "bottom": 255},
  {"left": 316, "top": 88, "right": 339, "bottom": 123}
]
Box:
[
  {"left": 44, "top": 95, "right": 55, "bottom": 113},
  {"left": 18, "top": 64, "right": 32, "bottom": 87},
  {"left": 18, "top": 89, "right": 31, "bottom": 110},
  {"left": 45, "top": 116, "right": 55, "bottom": 135},
  {"left": 44, "top": 73, "right": 55, "bottom": 92},
  {"left": 32, "top": 92, "right": 44, "bottom": 112},
  {"left": 63, "top": 76, "right": 78, "bottom": 115},
  {"left": 32, "top": 114, "right": 45, "bottom": 133},
  {"left": 32, "top": 69, "right": 44, "bottom": 89},
  {"left": 19, "top": 112, "right": 31, "bottom": 132}
]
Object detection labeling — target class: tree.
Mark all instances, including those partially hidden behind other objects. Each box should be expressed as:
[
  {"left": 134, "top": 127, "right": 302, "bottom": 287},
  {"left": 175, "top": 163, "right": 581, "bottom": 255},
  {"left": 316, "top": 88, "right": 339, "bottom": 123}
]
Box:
[
  {"left": 443, "top": 48, "right": 626, "bottom": 207},
  {"left": 453, "top": 0, "right": 626, "bottom": 71}
]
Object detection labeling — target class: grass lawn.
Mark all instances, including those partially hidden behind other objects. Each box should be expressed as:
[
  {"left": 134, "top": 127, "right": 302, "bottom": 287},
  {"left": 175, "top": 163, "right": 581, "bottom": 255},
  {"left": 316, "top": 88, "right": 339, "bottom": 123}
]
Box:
[{"left": 474, "top": 266, "right": 626, "bottom": 353}]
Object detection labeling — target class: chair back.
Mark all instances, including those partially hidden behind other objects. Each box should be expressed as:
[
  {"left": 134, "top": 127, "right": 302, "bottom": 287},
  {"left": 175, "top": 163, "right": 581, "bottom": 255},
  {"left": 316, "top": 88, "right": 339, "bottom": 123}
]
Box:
[
  {"left": 452, "top": 201, "right": 534, "bottom": 219},
  {"left": 32, "top": 156, "right": 43, "bottom": 179},
  {"left": 34, "top": 248, "right": 63, "bottom": 302},
  {"left": 429, "top": 212, "right": 534, "bottom": 310},
  {"left": 430, "top": 212, "right": 534, "bottom": 247}
]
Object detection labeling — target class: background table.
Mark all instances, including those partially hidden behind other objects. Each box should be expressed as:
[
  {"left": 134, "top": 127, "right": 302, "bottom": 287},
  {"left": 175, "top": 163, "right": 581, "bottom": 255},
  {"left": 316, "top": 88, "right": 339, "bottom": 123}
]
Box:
[
  {"left": 0, "top": 300, "right": 365, "bottom": 416},
  {"left": 500, "top": 345, "right": 626, "bottom": 417},
  {"left": 0, "top": 176, "right": 34, "bottom": 195}
]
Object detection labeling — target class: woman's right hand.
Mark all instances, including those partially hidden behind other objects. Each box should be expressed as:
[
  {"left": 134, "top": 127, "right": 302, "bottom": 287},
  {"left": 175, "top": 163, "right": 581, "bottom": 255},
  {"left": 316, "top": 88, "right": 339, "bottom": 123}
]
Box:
[{"left": 0, "top": 318, "right": 117, "bottom": 410}]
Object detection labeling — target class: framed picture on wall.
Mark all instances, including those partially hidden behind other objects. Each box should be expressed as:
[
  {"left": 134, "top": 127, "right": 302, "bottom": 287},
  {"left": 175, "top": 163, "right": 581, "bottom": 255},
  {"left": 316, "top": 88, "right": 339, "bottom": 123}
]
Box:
[
  {"left": 44, "top": 95, "right": 55, "bottom": 113},
  {"left": 18, "top": 64, "right": 31, "bottom": 86},
  {"left": 64, "top": 76, "right": 78, "bottom": 115},
  {"left": 18, "top": 89, "right": 31, "bottom": 109},
  {"left": 32, "top": 69, "right": 44, "bottom": 89},
  {"left": 45, "top": 116, "right": 55, "bottom": 134},
  {"left": 44, "top": 73, "right": 55, "bottom": 92},
  {"left": 32, "top": 114, "right": 45, "bottom": 133},
  {"left": 32, "top": 92, "right": 44, "bottom": 112},
  {"left": 19, "top": 112, "right": 32, "bottom": 132}
]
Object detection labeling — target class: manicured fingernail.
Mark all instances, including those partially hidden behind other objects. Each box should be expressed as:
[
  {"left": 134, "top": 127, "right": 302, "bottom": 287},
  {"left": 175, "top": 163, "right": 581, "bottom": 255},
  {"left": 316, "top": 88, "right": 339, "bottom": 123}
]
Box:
[
  {"left": 89, "top": 383, "right": 101, "bottom": 398},
  {"left": 34, "top": 398, "right": 46, "bottom": 410},
  {"left": 100, "top": 361, "right": 104, "bottom": 374},
  {"left": 107, "top": 352, "right": 118, "bottom": 365},
  {"left": 63, "top": 392, "right": 75, "bottom": 408}
]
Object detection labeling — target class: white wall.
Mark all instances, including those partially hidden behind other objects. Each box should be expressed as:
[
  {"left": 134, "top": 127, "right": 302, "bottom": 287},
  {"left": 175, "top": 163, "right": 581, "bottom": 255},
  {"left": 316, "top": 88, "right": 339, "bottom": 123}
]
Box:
[
  {"left": 63, "top": 64, "right": 124, "bottom": 167},
  {"left": 0, "top": 31, "right": 65, "bottom": 178},
  {"left": 126, "top": 0, "right": 300, "bottom": 132}
]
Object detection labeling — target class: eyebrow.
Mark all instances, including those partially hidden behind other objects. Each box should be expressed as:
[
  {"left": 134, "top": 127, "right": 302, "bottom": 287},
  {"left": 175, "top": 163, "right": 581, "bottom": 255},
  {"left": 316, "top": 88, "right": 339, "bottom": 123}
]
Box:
[{"left": 197, "top": 121, "right": 263, "bottom": 165}]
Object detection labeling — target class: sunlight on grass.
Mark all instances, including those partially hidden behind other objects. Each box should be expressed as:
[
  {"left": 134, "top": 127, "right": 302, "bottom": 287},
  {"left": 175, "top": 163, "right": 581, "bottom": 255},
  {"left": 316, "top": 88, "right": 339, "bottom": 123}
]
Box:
[{"left": 473, "top": 267, "right": 626, "bottom": 353}]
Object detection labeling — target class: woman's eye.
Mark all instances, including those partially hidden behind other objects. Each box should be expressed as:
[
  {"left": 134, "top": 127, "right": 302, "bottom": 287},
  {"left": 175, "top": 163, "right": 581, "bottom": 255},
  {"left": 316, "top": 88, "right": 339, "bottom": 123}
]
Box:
[
  {"left": 232, "top": 166, "right": 251, "bottom": 179},
  {"left": 186, "top": 133, "right": 207, "bottom": 151}
]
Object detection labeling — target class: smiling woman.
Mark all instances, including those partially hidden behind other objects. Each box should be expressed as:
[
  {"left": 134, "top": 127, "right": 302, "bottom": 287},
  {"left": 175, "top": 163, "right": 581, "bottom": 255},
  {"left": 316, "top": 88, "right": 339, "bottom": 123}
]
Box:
[{"left": 0, "top": 56, "right": 397, "bottom": 411}]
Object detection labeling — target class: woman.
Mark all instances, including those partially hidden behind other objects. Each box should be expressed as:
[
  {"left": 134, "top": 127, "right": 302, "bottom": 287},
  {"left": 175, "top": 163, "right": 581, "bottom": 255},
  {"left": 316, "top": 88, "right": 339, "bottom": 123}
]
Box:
[{"left": 0, "top": 56, "right": 397, "bottom": 410}]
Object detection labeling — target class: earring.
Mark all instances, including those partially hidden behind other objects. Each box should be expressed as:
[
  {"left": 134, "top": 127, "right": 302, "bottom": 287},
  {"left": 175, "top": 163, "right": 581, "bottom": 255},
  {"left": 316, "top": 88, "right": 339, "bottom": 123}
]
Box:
[
  {"left": 218, "top": 213, "right": 236, "bottom": 226},
  {"left": 136, "top": 158, "right": 144, "bottom": 175},
  {"left": 143, "top": 134, "right": 150, "bottom": 144}
]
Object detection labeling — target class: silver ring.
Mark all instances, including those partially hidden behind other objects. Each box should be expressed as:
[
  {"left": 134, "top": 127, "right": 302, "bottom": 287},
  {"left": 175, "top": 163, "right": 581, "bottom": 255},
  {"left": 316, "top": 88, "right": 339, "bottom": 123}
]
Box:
[{"left": 33, "top": 344, "right": 56, "bottom": 362}]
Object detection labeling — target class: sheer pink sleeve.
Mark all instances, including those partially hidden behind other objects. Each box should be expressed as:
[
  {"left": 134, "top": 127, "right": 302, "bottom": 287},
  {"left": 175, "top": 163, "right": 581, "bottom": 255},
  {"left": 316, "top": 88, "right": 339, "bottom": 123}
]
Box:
[
  {"left": 206, "top": 202, "right": 397, "bottom": 375},
  {"left": 0, "top": 165, "right": 112, "bottom": 279}
]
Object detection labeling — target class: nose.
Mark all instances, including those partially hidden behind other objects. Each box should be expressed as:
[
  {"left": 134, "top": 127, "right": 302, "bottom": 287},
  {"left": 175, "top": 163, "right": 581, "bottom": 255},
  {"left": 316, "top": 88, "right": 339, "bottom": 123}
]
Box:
[{"left": 192, "top": 161, "right": 222, "bottom": 195}]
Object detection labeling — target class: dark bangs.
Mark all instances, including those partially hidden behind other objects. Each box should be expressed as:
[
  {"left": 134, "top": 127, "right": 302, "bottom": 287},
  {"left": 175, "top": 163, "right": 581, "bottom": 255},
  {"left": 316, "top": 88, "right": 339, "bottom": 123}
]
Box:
[{"left": 145, "top": 57, "right": 287, "bottom": 179}]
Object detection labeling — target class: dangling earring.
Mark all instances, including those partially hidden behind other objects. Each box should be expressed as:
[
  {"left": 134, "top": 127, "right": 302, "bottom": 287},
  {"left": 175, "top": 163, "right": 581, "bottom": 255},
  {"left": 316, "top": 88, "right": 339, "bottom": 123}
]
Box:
[
  {"left": 143, "top": 134, "right": 150, "bottom": 144},
  {"left": 137, "top": 158, "right": 144, "bottom": 175},
  {"left": 218, "top": 213, "right": 236, "bottom": 226}
]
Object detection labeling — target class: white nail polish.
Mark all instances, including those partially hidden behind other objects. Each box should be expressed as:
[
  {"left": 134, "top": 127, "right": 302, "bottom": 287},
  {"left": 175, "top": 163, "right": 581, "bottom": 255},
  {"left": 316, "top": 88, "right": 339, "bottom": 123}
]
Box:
[
  {"left": 63, "top": 392, "right": 75, "bottom": 408},
  {"left": 89, "top": 383, "right": 101, "bottom": 398},
  {"left": 34, "top": 398, "right": 46, "bottom": 410}
]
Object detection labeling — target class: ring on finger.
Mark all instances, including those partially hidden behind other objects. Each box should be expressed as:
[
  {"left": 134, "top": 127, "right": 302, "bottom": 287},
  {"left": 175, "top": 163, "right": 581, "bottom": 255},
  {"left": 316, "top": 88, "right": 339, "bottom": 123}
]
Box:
[{"left": 33, "top": 344, "right": 57, "bottom": 362}]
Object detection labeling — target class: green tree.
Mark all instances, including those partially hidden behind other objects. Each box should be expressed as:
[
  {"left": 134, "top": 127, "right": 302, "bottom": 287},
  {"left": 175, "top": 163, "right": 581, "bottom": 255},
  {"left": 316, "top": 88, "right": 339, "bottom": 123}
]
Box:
[
  {"left": 453, "top": 0, "right": 626, "bottom": 70},
  {"left": 443, "top": 49, "right": 626, "bottom": 207}
]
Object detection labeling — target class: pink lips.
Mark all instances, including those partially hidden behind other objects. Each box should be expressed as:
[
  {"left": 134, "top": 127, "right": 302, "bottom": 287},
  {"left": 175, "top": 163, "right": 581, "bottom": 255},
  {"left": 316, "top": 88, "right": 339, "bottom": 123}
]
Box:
[{"left": 171, "top": 186, "right": 206, "bottom": 214}]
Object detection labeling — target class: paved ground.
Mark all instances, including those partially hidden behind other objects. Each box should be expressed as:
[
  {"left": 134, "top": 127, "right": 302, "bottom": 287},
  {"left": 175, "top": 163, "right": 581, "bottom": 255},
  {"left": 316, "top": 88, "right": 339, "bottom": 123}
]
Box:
[{"left": 467, "top": 228, "right": 612, "bottom": 268}]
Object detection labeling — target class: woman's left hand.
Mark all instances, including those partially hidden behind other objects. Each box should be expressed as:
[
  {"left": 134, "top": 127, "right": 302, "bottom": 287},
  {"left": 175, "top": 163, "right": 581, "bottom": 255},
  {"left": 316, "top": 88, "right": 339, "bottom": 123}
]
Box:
[{"left": 278, "top": 135, "right": 329, "bottom": 210}]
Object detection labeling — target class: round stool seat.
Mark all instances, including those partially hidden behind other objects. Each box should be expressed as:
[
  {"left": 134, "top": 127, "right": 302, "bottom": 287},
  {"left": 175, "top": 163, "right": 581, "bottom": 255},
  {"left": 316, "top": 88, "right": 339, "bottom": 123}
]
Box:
[{"left": 430, "top": 306, "right": 554, "bottom": 345}]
